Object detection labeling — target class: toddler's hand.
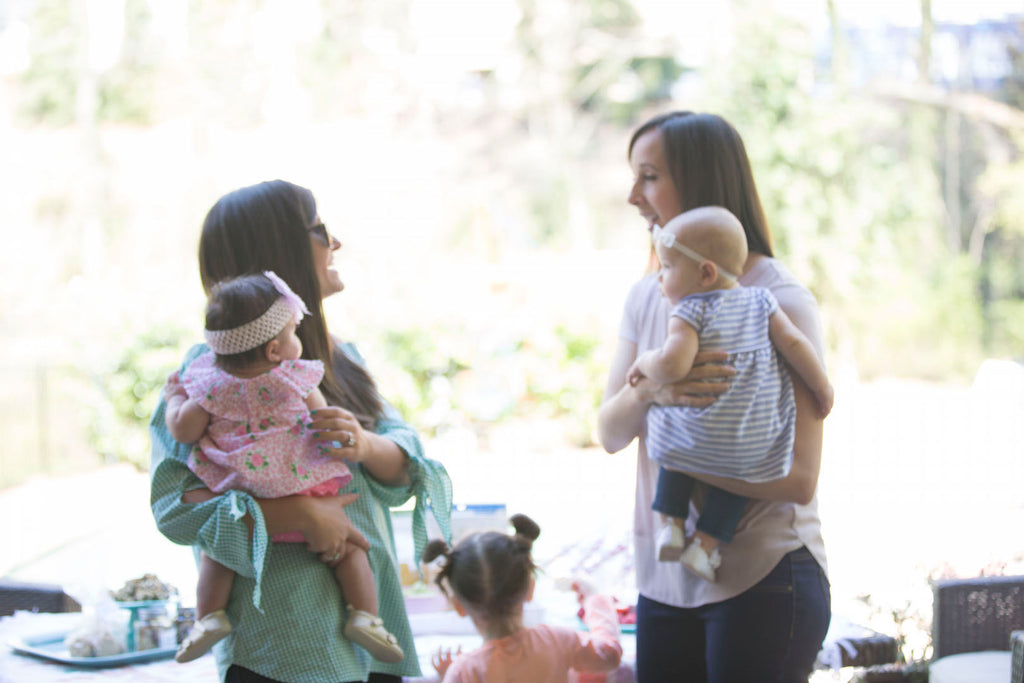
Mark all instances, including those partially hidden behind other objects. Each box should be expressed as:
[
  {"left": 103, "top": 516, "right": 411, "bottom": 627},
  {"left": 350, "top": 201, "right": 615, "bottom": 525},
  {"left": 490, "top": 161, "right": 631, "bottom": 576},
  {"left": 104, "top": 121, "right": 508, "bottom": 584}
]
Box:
[
  {"left": 555, "top": 574, "right": 599, "bottom": 603},
  {"left": 572, "top": 576, "right": 598, "bottom": 603},
  {"left": 432, "top": 645, "right": 461, "bottom": 680}
]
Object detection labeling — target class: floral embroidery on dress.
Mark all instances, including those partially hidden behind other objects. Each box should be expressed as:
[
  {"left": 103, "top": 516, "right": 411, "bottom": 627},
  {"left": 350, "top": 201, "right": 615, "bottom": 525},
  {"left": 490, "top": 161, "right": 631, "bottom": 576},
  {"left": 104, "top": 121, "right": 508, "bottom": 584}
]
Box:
[
  {"left": 245, "top": 450, "right": 269, "bottom": 471},
  {"left": 291, "top": 463, "right": 310, "bottom": 481},
  {"left": 180, "top": 352, "right": 351, "bottom": 498}
]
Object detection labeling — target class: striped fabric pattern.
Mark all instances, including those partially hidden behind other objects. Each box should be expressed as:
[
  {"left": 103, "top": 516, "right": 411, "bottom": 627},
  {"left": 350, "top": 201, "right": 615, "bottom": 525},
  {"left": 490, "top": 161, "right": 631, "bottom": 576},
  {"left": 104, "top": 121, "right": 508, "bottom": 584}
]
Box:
[{"left": 645, "top": 287, "right": 796, "bottom": 483}]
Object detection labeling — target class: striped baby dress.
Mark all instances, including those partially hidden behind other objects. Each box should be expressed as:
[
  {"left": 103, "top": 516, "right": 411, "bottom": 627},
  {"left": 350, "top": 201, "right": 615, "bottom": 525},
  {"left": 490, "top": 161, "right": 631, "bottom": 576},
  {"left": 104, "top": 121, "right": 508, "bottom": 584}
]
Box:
[{"left": 645, "top": 286, "right": 796, "bottom": 482}]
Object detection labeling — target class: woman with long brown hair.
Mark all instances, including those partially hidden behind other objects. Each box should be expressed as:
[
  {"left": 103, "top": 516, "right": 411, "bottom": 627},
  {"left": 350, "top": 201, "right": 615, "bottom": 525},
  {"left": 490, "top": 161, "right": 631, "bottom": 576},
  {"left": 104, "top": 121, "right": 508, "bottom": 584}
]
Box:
[
  {"left": 151, "top": 179, "right": 452, "bottom": 682},
  {"left": 598, "top": 113, "right": 831, "bottom": 681}
]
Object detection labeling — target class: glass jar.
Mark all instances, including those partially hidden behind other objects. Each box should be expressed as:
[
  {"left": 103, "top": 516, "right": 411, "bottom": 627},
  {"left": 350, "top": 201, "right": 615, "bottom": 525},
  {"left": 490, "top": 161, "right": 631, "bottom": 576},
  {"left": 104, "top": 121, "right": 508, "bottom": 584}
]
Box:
[
  {"left": 175, "top": 607, "right": 196, "bottom": 645},
  {"left": 126, "top": 601, "right": 177, "bottom": 651}
]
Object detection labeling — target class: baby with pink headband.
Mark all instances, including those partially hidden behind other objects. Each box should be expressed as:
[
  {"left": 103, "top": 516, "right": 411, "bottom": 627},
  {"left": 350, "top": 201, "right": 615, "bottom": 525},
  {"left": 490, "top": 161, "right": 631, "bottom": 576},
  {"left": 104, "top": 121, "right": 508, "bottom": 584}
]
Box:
[{"left": 163, "top": 271, "right": 404, "bottom": 665}]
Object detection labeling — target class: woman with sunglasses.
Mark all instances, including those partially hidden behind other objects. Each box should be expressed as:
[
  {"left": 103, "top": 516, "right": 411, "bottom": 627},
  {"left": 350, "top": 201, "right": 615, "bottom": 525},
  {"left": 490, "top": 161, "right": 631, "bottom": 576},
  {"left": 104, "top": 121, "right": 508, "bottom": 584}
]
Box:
[
  {"left": 598, "top": 113, "right": 832, "bottom": 682},
  {"left": 150, "top": 179, "right": 453, "bottom": 683}
]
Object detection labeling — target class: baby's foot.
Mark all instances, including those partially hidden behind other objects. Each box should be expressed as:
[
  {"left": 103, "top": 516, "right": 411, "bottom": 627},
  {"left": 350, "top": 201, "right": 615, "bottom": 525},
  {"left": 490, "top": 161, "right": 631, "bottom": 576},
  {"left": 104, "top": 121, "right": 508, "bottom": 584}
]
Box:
[
  {"left": 175, "top": 609, "right": 232, "bottom": 663},
  {"left": 344, "top": 607, "right": 404, "bottom": 663},
  {"left": 655, "top": 523, "right": 685, "bottom": 562},
  {"left": 680, "top": 538, "right": 722, "bottom": 582}
]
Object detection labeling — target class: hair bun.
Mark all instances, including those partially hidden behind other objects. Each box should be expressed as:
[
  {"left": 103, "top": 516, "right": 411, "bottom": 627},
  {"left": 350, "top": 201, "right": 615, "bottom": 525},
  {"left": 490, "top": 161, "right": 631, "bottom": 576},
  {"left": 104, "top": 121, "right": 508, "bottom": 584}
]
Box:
[
  {"left": 509, "top": 513, "right": 541, "bottom": 544},
  {"left": 422, "top": 538, "right": 450, "bottom": 564}
]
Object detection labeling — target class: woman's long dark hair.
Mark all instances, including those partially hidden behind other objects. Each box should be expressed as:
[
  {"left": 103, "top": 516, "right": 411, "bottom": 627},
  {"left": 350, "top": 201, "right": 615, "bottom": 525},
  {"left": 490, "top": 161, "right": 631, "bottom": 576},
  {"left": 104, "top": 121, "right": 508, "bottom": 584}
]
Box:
[
  {"left": 629, "top": 111, "right": 774, "bottom": 258},
  {"left": 198, "top": 179, "right": 383, "bottom": 425}
]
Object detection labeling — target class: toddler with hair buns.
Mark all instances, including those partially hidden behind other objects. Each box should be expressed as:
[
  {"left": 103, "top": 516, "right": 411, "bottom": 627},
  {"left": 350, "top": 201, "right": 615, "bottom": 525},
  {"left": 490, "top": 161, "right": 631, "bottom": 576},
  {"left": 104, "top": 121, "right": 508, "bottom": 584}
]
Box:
[
  {"left": 162, "top": 271, "right": 403, "bottom": 665},
  {"left": 422, "top": 514, "right": 622, "bottom": 682}
]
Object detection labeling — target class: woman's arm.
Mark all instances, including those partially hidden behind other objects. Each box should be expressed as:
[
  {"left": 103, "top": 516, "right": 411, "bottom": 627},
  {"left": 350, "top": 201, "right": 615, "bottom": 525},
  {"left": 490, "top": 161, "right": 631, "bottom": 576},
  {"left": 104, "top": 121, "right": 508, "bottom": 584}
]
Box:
[
  {"left": 597, "top": 338, "right": 733, "bottom": 454},
  {"left": 357, "top": 432, "right": 410, "bottom": 486},
  {"left": 310, "top": 407, "right": 411, "bottom": 487},
  {"left": 682, "top": 378, "right": 823, "bottom": 505},
  {"left": 598, "top": 338, "right": 652, "bottom": 453},
  {"left": 181, "top": 486, "right": 369, "bottom": 558}
]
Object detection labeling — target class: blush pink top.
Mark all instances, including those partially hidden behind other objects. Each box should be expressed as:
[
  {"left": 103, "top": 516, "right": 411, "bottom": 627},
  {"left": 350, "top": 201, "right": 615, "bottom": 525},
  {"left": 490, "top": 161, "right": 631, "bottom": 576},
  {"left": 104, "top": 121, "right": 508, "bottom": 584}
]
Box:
[
  {"left": 181, "top": 352, "right": 352, "bottom": 500},
  {"left": 442, "top": 595, "right": 622, "bottom": 683}
]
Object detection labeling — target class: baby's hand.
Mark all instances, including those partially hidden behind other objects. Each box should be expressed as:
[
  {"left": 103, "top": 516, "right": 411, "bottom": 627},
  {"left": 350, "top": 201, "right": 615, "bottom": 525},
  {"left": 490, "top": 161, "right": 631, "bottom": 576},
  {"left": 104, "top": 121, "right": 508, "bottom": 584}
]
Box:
[
  {"left": 163, "top": 371, "right": 187, "bottom": 401},
  {"left": 626, "top": 361, "right": 645, "bottom": 387},
  {"left": 432, "top": 645, "right": 461, "bottom": 680}
]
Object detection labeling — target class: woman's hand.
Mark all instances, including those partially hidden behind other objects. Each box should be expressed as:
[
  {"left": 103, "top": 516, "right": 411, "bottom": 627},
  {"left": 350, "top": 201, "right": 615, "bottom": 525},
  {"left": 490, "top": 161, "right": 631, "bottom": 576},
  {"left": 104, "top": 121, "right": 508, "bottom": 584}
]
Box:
[
  {"left": 310, "top": 406, "right": 412, "bottom": 487},
  {"left": 292, "top": 492, "right": 370, "bottom": 561},
  {"left": 599, "top": 345, "right": 733, "bottom": 454},
  {"left": 645, "top": 350, "right": 735, "bottom": 407},
  {"left": 309, "top": 406, "right": 370, "bottom": 462}
]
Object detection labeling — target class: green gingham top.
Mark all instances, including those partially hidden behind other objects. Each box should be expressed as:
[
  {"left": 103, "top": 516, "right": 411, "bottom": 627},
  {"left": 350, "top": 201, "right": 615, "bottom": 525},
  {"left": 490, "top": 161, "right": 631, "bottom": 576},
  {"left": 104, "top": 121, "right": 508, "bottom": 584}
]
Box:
[{"left": 150, "top": 342, "right": 453, "bottom": 682}]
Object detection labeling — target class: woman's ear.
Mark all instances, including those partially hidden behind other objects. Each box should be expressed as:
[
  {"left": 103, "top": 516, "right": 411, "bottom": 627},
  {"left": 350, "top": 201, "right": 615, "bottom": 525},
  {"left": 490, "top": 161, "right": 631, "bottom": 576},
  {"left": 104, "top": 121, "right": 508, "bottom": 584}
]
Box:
[
  {"left": 526, "top": 576, "right": 536, "bottom": 603},
  {"left": 451, "top": 597, "right": 468, "bottom": 618}
]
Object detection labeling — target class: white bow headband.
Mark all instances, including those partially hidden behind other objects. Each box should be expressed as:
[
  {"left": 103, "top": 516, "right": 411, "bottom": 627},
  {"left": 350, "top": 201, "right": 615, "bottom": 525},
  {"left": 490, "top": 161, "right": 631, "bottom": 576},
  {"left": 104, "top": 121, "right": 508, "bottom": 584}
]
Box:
[{"left": 204, "top": 271, "right": 310, "bottom": 355}]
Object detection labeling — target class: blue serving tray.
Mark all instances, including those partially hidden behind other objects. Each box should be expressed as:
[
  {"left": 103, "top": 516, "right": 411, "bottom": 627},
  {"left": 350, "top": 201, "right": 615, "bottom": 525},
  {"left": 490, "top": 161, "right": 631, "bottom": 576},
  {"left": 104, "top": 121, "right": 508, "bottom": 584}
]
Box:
[{"left": 8, "top": 630, "right": 176, "bottom": 668}]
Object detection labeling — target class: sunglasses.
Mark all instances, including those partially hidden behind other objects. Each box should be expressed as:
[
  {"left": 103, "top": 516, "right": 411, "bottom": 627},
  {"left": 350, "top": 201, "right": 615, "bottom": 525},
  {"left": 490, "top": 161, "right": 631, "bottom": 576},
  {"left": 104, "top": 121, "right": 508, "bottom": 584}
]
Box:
[
  {"left": 651, "top": 225, "right": 738, "bottom": 282},
  {"left": 307, "top": 222, "right": 337, "bottom": 247}
]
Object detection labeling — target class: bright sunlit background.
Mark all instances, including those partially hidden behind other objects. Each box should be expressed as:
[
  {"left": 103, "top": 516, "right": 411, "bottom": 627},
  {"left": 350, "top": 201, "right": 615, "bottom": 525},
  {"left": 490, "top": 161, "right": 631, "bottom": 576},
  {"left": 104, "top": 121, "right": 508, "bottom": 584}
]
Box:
[{"left": 2, "top": 0, "right": 1024, "bottom": 675}]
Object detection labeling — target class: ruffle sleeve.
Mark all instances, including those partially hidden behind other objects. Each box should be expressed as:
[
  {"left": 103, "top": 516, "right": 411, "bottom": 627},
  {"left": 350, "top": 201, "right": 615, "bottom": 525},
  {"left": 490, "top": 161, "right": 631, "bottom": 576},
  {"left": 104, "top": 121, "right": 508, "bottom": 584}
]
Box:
[
  {"left": 181, "top": 354, "right": 323, "bottom": 421},
  {"left": 337, "top": 342, "right": 453, "bottom": 565}
]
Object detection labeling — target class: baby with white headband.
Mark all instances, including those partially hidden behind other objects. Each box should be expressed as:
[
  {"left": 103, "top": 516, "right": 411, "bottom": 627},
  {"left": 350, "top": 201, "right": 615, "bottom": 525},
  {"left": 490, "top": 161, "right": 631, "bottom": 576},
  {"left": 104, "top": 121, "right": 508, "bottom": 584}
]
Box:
[
  {"left": 163, "top": 271, "right": 404, "bottom": 665},
  {"left": 626, "top": 207, "right": 834, "bottom": 582}
]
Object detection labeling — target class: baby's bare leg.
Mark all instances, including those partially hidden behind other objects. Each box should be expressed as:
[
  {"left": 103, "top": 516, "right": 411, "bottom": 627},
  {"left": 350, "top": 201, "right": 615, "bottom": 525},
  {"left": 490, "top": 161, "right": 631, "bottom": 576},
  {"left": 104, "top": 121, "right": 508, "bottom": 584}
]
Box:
[
  {"left": 176, "top": 552, "right": 235, "bottom": 663},
  {"left": 335, "top": 545, "right": 404, "bottom": 663},
  {"left": 333, "top": 544, "right": 378, "bottom": 615},
  {"left": 197, "top": 551, "right": 235, "bottom": 618}
]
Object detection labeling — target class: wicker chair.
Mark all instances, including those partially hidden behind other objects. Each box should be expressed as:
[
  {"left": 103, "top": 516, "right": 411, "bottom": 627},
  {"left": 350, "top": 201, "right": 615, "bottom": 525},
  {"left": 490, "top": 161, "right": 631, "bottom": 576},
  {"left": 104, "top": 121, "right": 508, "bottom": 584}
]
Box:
[
  {"left": 929, "top": 575, "right": 1024, "bottom": 683},
  {"left": 0, "top": 579, "right": 80, "bottom": 617}
]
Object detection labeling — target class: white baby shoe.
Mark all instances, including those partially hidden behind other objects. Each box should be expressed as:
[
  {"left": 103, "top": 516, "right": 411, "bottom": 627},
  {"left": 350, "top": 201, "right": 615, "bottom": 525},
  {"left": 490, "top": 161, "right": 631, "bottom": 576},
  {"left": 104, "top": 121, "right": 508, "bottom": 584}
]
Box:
[
  {"left": 680, "top": 538, "right": 722, "bottom": 582},
  {"left": 344, "top": 607, "right": 404, "bottom": 663},
  {"left": 656, "top": 523, "right": 685, "bottom": 562},
  {"left": 175, "top": 609, "right": 232, "bottom": 663}
]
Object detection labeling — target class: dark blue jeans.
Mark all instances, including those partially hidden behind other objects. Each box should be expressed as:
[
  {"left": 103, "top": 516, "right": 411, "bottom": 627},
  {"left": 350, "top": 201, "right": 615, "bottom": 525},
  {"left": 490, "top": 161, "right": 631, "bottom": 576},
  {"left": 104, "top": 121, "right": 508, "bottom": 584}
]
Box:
[
  {"left": 652, "top": 466, "right": 748, "bottom": 543},
  {"left": 635, "top": 546, "right": 831, "bottom": 683},
  {"left": 226, "top": 666, "right": 400, "bottom": 683}
]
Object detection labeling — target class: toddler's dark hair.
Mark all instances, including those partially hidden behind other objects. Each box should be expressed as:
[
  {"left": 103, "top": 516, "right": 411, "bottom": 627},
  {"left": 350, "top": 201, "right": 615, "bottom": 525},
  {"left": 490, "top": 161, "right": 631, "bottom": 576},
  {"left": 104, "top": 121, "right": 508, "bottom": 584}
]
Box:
[
  {"left": 205, "top": 273, "right": 281, "bottom": 372},
  {"left": 423, "top": 514, "right": 541, "bottom": 634}
]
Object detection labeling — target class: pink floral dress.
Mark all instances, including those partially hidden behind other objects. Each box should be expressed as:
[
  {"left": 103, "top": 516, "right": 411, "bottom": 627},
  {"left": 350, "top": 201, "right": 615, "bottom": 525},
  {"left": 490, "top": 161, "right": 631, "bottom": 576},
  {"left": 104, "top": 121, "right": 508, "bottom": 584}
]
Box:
[{"left": 181, "top": 352, "right": 352, "bottom": 524}]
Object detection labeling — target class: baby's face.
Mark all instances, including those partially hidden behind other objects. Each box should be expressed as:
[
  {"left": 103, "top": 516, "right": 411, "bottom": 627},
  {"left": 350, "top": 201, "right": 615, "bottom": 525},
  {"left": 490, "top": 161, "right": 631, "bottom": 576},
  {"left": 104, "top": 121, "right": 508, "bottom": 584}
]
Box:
[
  {"left": 274, "top": 319, "right": 303, "bottom": 361},
  {"left": 655, "top": 240, "right": 703, "bottom": 304}
]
